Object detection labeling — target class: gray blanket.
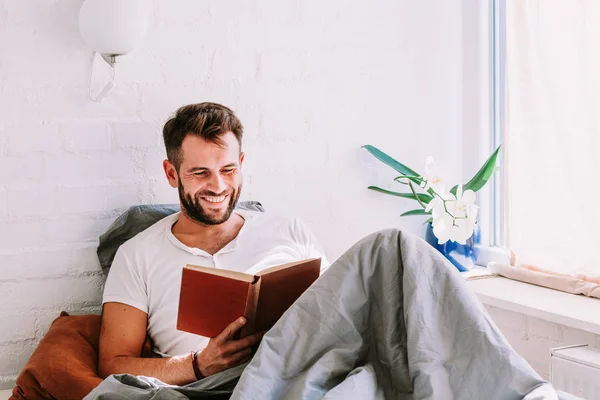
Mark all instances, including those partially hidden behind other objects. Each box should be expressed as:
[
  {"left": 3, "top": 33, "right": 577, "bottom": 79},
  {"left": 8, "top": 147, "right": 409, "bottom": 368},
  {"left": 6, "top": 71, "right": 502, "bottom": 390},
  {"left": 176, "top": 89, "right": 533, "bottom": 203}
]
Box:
[{"left": 86, "top": 229, "right": 567, "bottom": 400}]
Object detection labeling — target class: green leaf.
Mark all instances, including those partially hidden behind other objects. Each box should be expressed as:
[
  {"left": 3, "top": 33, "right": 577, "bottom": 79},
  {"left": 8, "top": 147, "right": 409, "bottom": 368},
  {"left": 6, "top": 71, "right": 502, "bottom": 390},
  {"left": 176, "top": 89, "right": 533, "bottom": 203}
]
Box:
[
  {"left": 394, "top": 175, "right": 424, "bottom": 182},
  {"left": 393, "top": 175, "right": 425, "bottom": 187},
  {"left": 362, "top": 145, "right": 420, "bottom": 179},
  {"left": 400, "top": 209, "right": 431, "bottom": 217},
  {"left": 368, "top": 186, "right": 433, "bottom": 203},
  {"left": 450, "top": 145, "right": 502, "bottom": 195}
]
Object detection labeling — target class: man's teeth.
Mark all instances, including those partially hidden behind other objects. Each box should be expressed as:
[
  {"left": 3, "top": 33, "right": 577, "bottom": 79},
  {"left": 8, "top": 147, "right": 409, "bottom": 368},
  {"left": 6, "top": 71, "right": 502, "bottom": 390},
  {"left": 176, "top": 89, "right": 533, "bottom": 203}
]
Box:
[{"left": 202, "top": 195, "right": 226, "bottom": 203}]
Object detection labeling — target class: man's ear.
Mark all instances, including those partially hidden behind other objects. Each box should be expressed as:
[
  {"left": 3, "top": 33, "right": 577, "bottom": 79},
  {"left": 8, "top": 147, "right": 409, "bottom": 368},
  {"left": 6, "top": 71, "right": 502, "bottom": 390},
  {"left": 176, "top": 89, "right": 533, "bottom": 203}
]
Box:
[
  {"left": 163, "top": 160, "right": 179, "bottom": 188},
  {"left": 239, "top": 152, "right": 245, "bottom": 166}
]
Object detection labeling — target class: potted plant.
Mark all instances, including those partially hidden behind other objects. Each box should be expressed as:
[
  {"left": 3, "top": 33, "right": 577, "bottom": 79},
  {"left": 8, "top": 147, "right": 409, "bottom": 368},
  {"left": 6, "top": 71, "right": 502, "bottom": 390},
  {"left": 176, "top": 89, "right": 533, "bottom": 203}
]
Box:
[{"left": 363, "top": 144, "right": 501, "bottom": 271}]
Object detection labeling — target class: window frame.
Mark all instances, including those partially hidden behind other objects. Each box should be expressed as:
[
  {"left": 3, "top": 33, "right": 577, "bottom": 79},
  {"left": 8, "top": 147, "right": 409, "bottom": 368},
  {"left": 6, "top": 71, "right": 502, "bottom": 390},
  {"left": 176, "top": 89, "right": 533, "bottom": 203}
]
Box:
[{"left": 491, "top": 0, "right": 506, "bottom": 247}]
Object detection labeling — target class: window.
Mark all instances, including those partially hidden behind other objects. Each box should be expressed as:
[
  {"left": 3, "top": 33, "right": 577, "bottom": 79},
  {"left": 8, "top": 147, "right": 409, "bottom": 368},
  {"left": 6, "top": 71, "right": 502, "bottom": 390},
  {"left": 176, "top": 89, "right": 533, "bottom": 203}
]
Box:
[{"left": 496, "top": 1, "right": 599, "bottom": 276}]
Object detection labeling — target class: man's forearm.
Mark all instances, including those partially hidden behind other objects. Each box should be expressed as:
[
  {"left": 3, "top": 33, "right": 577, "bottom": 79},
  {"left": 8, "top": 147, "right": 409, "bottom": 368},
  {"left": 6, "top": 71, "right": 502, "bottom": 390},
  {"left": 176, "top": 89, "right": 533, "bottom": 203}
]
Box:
[{"left": 99, "top": 353, "right": 197, "bottom": 386}]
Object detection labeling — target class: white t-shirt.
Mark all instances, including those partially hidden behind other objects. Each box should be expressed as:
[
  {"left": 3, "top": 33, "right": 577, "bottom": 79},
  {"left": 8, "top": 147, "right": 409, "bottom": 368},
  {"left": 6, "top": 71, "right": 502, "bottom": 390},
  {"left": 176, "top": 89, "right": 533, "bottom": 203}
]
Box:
[{"left": 102, "top": 210, "right": 329, "bottom": 356}]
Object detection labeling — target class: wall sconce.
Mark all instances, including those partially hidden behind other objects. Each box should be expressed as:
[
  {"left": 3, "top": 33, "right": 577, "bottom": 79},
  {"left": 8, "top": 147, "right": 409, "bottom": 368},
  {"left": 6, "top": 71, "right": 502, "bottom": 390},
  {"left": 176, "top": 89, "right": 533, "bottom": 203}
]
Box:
[{"left": 78, "top": 0, "right": 150, "bottom": 102}]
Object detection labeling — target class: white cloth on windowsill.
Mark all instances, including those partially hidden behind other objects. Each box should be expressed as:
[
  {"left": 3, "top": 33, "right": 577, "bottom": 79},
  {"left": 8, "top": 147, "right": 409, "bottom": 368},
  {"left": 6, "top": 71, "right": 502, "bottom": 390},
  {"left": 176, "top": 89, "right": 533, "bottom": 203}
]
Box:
[{"left": 488, "top": 263, "right": 600, "bottom": 300}]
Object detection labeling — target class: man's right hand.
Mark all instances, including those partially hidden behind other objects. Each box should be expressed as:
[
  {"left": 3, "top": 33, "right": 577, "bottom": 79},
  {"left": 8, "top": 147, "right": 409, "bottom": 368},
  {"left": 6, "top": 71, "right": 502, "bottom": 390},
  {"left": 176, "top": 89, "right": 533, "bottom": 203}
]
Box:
[{"left": 195, "top": 317, "right": 265, "bottom": 377}]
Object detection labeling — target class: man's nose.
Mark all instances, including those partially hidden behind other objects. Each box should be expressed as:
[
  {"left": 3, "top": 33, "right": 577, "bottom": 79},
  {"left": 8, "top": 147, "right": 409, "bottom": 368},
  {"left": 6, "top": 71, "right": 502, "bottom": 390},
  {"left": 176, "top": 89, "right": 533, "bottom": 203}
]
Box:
[{"left": 208, "top": 173, "right": 227, "bottom": 194}]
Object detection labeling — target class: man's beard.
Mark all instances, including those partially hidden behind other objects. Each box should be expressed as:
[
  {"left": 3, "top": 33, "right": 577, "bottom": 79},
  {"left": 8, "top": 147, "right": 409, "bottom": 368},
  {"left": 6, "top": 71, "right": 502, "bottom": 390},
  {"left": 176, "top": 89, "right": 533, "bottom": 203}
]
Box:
[{"left": 178, "top": 179, "right": 242, "bottom": 225}]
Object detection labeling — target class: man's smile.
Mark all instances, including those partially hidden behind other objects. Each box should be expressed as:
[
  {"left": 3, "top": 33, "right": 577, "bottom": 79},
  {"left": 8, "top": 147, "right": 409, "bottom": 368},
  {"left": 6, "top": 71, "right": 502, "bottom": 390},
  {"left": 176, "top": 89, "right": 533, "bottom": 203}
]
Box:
[{"left": 200, "top": 194, "right": 228, "bottom": 205}]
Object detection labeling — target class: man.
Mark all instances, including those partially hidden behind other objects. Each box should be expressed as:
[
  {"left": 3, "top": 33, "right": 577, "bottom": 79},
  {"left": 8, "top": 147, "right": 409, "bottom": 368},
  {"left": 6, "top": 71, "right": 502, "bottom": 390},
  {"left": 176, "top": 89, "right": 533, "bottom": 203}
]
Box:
[{"left": 98, "top": 103, "right": 328, "bottom": 385}]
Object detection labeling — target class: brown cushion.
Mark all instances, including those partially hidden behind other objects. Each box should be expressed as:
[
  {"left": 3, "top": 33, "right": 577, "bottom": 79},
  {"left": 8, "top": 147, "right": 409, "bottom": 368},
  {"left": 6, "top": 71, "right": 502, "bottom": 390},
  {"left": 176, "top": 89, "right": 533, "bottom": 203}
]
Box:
[
  {"left": 10, "top": 312, "right": 103, "bottom": 400},
  {"left": 11, "top": 311, "right": 155, "bottom": 400}
]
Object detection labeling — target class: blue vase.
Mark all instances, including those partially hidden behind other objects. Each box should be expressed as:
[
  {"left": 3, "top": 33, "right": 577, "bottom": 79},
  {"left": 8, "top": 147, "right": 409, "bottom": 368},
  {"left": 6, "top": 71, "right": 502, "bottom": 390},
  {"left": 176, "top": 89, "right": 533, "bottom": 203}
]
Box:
[{"left": 424, "top": 223, "right": 481, "bottom": 272}]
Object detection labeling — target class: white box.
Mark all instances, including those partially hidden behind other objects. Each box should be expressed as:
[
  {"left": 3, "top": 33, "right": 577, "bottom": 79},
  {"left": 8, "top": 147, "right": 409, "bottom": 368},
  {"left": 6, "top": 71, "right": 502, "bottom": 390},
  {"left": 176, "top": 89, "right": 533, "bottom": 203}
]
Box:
[{"left": 550, "top": 345, "right": 600, "bottom": 399}]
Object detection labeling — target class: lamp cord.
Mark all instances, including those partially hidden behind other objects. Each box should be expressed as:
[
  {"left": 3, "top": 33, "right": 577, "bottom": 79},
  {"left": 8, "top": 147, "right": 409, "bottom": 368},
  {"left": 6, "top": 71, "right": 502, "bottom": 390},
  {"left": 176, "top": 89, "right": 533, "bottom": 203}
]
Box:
[{"left": 88, "top": 52, "right": 117, "bottom": 103}]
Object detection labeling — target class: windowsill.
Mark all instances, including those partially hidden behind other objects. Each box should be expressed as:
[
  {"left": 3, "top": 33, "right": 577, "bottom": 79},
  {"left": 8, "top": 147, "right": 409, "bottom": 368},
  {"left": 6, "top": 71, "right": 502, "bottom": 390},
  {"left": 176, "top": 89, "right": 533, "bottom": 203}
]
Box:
[{"left": 466, "top": 275, "right": 600, "bottom": 335}]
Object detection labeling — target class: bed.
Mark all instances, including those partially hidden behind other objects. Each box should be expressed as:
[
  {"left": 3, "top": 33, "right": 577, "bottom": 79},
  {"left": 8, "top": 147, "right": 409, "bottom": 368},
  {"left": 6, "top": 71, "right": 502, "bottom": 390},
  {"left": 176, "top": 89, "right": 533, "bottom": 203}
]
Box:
[{"left": 5, "top": 206, "right": 578, "bottom": 399}]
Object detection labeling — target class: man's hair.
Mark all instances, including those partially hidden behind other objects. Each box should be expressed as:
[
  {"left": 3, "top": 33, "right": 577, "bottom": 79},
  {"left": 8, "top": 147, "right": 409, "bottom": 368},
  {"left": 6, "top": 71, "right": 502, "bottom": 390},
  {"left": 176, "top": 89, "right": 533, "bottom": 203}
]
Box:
[{"left": 163, "top": 102, "right": 244, "bottom": 170}]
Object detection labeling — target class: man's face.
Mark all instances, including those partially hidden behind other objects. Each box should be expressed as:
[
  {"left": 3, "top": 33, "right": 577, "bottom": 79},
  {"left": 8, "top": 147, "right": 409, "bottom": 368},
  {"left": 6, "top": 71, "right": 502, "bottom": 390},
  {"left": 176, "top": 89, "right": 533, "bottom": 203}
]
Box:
[{"left": 165, "top": 132, "right": 244, "bottom": 225}]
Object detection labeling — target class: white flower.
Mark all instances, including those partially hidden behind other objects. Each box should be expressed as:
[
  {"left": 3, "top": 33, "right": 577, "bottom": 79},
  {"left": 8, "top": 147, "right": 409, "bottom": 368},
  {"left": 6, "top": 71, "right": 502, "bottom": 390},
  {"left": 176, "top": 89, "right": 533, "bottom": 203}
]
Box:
[
  {"left": 427, "top": 185, "right": 478, "bottom": 245},
  {"left": 426, "top": 191, "right": 453, "bottom": 244},
  {"left": 452, "top": 218, "right": 476, "bottom": 244},
  {"left": 420, "top": 156, "right": 446, "bottom": 194},
  {"left": 432, "top": 213, "right": 454, "bottom": 244},
  {"left": 425, "top": 191, "right": 451, "bottom": 219},
  {"left": 446, "top": 185, "right": 477, "bottom": 217}
]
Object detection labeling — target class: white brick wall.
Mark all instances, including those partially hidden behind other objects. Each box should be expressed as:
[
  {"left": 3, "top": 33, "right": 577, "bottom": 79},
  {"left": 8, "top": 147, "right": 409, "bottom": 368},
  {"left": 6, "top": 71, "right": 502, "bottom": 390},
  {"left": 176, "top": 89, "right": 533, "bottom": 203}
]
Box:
[
  {"left": 485, "top": 305, "right": 600, "bottom": 380},
  {"left": 62, "top": 122, "right": 111, "bottom": 152},
  {"left": 0, "top": 0, "right": 470, "bottom": 387}
]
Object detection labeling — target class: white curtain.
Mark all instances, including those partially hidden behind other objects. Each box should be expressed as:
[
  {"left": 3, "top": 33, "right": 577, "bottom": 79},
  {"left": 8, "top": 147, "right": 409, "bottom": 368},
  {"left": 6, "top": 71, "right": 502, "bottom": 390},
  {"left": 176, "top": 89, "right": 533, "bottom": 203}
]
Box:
[{"left": 505, "top": 0, "right": 600, "bottom": 275}]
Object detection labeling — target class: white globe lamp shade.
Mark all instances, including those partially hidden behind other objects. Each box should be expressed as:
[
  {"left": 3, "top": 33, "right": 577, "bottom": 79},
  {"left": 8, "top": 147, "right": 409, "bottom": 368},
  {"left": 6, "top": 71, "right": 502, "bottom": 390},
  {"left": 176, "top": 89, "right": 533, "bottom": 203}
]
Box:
[{"left": 79, "top": 0, "right": 149, "bottom": 56}]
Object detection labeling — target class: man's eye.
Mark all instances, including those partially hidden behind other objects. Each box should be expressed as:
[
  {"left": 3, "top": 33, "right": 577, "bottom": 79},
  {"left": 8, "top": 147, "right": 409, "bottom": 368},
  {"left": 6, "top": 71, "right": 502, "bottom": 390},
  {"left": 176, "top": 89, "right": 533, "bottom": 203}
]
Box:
[
  {"left": 194, "top": 172, "right": 206, "bottom": 176},
  {"left": 223, "top": 169, "right": 235, "bottom": 174}
]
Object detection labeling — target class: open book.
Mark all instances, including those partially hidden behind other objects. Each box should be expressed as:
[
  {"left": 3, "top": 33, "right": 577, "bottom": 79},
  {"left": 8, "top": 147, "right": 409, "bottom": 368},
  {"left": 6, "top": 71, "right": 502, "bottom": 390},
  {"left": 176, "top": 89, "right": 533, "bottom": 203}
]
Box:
[{"left": 176, "top": 258, "right": 321, "bottom": 338}]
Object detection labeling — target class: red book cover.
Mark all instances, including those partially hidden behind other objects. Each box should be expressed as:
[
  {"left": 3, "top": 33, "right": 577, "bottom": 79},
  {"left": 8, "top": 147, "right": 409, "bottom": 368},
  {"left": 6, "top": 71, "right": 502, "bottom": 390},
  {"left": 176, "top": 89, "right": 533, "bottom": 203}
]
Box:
[
  {"left": 177, "top": 258, "right": 321, "bottom": 338},
  {"left": 177, "top": 267, "right": 256, "bottom": 338}
]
